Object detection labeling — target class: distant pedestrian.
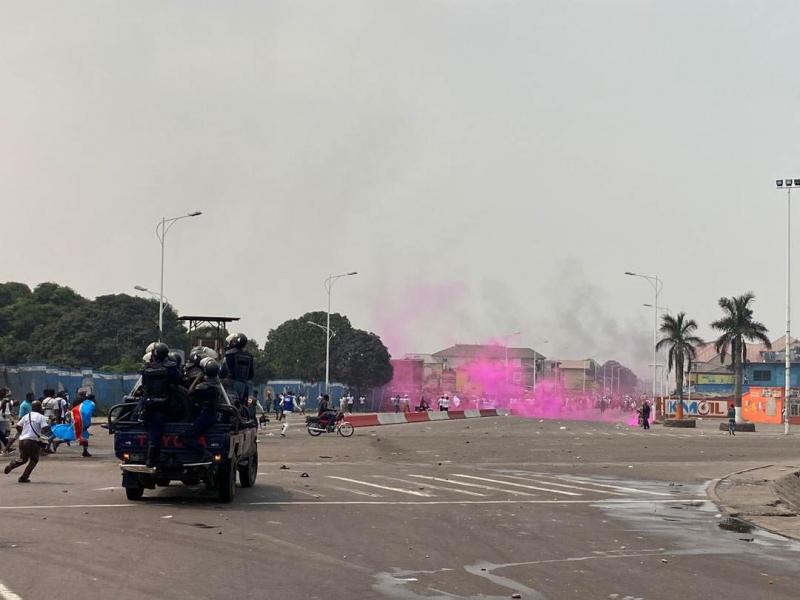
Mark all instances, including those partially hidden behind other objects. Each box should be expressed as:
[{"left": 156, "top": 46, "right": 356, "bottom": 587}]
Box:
[
  {"left": 640, "top": 401, "right": 651, "bottom": 430},
  {"left": 392, "top": 395, "right": 400, "bottom": 413},
  {"left": 346, "top": 394, "right": 354, "bottom": 414},
  {"left": 298, "top": 395, "right": 306, "bottom": 415},
  {"left": 359, "top": 395, "right": 366, "bottom": 412},
  {"left": 0, "top": 391, "right": 12, "bottom": 455},
  {"left": 439, "top": 395, "right": 450, "bottom": 412},
  {"left": 4, "top": 400, "right": 50, "bottom": 483},
  {"left": 727, "top": 402, "right": 736, "bottom": 436},
  {"left": 18, "top": 393, "right": 33, "bottom": 419}
]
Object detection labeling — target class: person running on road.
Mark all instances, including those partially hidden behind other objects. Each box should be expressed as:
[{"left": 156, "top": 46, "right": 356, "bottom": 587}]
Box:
[
  {"left": 280, "top": 392, "right": 299, "bottom": 437},
  {"left": 727, "top": 402, "right": 736, "bottom": 436},
  {"left": 4, "top": 400, "right": 51, "bottom": 483}
]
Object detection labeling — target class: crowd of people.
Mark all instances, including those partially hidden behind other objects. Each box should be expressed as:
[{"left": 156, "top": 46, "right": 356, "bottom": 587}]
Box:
[{"left": 0, "top": 386, "right": 97, "bottom": 483}]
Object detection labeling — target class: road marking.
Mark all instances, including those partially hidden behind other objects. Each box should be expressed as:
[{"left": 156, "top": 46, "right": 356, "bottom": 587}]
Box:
[
  {"left": 327, "top": 476, "right": 434, "bottom": 497},
  {"left": 0, "top": 580, "right": 22, "bottom": 600},
  {"left": 246, "top": 498, "right": 704, "bottom": 506},
  {"left": 408, "top": 475, "right": 536, "bottom": 497},
  {"left": 373, "top": 475, "right": 486, "bottom": 497},
  {"left": 0, "top": 504, "right": 133, "bottom": 510},
  {"left": 451, "top": 474, "right": 581, "bottom": 496},
  {"left": 326, "top": 485, "right": 383, "bottom": 498},
  {"left": 93, "top": 487, "right": 120, "bottom": 491},
  {"left": 289, "top": 488, "right": 323, "bottom": 499},
  {"left": 553, "top": 476, "right": 672, "bottom": 497},
  {"left": 495, "top": 474, "right": 627, "bottom": 496}
]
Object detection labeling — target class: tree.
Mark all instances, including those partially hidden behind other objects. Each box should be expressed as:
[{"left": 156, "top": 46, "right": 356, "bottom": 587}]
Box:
[
  {"left": 711, "top": 293, "right": 771, "bottom": 423},
  {"left": 332, "top": 329, "right": 393, "bottom": 393},
  {"left": 263, "top": 311, "right": 392, "bottom": 392},
  {"left": 263, "top": 312, "right": 353, "bottom": 382},
  {"left": 28, "top": 294, "right": 187, "bottom": 368},
  {"left": 656, "top": 312, "right": 704, "bottom": 420}
]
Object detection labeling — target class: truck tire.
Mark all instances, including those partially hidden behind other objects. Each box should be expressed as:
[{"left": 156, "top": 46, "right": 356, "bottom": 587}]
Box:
[
  {"left": 126, "top": 486, "right": 145, "bottom": 501},
  {"left": 217, "top": 459, "right": 236, "bottom": 503},
  {"left": 238, "top": 451, "right": 258, "bottom": 488}
]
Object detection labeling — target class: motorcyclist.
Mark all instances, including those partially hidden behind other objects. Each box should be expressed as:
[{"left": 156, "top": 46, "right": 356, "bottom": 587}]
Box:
[
  {"left": 179, "top": 357, "right": 222, "bottom": 461},
  {"left": 140, "top": 342, "right": 181, "bottom": 468},
  {"left": 221, "top": 332, "right": 254, "bottom": 404}
]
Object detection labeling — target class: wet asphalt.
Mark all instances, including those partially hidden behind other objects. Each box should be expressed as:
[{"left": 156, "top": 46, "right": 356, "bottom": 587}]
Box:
[{"left": 0, "top": 414, "right": 798, "bottom": 599}]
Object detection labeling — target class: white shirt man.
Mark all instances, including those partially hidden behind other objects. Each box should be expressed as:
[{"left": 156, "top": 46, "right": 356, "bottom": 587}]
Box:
[
  {"left": 18, "top": 411, "right": 48, "bottom": 441},
  {"left": 439, "top": 395, "right": 450, "bottom": 411},
  {"left": 42, "top": 394, "right": 57, "bottom": 421}
]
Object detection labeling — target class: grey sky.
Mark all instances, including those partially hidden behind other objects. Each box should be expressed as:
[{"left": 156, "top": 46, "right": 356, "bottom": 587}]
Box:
[{"left": 2, "top": 1, "right": 799, "bottom": 376}]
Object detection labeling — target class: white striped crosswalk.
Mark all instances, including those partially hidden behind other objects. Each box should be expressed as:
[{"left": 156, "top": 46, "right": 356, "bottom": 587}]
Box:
[{"left": 274, "top": 469, "right": 686, "bottom": 503}]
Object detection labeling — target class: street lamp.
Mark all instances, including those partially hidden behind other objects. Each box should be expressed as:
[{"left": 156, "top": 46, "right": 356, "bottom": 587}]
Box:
[
  {"left": 155, "top": 211, "right": 202, "bottom": 339},
  {"left": 625, "top": 271, "right": 663, "bottom": 415},
  {"left": 307, "top": 320, "right": 336, "bottom": 340},
  {"left": 324, "top": 272, "right": 358, "bottom": 392},
  {"left": 134, "top": 285, "right": 171, "bottom": 326},
  {"left": 776, "top": 178, "right": 799, "bottom": 435}
]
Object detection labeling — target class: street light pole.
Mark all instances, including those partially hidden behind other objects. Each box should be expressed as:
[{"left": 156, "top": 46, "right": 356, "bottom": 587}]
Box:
[
  {"left": 777, "top": 178, "right": 798, "bottom": 435},
  {"left": 134, "top": 285, "right": 171, "bottom": 326},
  {"left": 324, "top": 272, "right": 358, "bottom": 392},
  {"left": 155, "top": 211, "right": 202, "bottom": 340},
  {"left": 626, "top": 272, "right": 663, "bottom": 417}
]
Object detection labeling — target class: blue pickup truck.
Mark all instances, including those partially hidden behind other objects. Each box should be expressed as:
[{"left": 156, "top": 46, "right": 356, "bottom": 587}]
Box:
[{"left": 107, "top": 382, "right": 258, "bottom": 503}]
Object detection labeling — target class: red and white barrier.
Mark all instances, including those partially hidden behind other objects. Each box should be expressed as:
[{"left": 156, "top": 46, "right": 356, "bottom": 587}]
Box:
[{"left": 345, "top": 409, "right": 508, "bottom": 428}]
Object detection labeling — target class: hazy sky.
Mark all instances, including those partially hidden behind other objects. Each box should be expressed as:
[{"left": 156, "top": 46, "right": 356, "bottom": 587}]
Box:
[{"left": 2, "top": 1, "right": 799, "bottom": 376}]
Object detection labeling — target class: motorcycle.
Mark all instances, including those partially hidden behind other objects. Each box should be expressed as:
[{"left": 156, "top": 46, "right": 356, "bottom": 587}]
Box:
[{"left": 306, "top": 411, "right": 354, "bottom": 437}]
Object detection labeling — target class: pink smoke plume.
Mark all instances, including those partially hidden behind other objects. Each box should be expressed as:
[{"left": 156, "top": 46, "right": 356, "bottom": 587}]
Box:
[{"left": 386, "top": 344, "right": 645, "bottom": 426}]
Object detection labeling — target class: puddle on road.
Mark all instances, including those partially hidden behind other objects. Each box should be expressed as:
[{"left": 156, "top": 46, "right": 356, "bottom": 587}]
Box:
[{"left": 717, "top": 516, "right": 754, "bottom": 534}]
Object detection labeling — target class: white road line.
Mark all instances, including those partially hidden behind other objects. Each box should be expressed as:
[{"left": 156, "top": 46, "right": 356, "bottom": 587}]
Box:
[
  {"left": 373, "top": 475, "right": 486, "bottom": 497},
  {"left": 93, "top": 487, "right": 120, "bottom": 491},
  {"left": 289, "top": 488, "right": 324, "bottom": 499},
  {"left": 0, "top": 580, "right": 22, "bottom": 600},
  {"left": 450, "top": 474, "right": 581, "bottom": 496},
  {"left": 494, "top": 474, "right": 627, "bottom": 496},
  {"left": 327, "top": 476, "right": 434, "bottom": 497},
  {"left": 326, "top": 485, "right": 383, "bottom": 498},
  {"left": 553, "top": 476, "right": 672, "bottom": 497},
  {"left": 0, "top": 504, "right": 133, "bottom": 510},
  {"left": 408, "top": 475, "right": 536, "bottom": 497},
  {"left": 246, "top": 498, "right": 704, "bottom": 506}
]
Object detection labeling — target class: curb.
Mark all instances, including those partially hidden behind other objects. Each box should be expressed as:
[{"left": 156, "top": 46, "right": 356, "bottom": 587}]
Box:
[
  {"left": 705, "top": 463, "right": 800, "bottom": 542},
  {"left": 347, "top": 409, "right": 509, "bottom": 428}
]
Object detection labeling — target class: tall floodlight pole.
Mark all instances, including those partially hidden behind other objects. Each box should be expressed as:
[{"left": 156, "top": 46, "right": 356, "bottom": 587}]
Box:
[
  {"left": 777, "top": 178, "right": 798, "bottom": 435},
  {"left": 324, "top": 272, "right": 358, "bottom": 392},
  {"left": 155, "top": 211, "right": 202, "bottom": 339},
  {"left": 625, "top": 272, "right": 663, "bottom": 416}
]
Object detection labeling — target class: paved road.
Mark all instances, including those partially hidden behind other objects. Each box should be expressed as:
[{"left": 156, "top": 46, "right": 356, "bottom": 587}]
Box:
[{"left": 1, "top": 414, "right": 799, "bottom": 599}]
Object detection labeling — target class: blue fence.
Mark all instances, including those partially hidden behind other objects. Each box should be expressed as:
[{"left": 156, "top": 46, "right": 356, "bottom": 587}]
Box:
[{"left": 0, "top": 364, "right": 139, "bottom": 410}]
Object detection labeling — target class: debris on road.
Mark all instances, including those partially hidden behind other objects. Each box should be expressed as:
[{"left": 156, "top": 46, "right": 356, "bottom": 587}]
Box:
[{"left": 301, "top": 472, "right": 309, "bottom": 478}]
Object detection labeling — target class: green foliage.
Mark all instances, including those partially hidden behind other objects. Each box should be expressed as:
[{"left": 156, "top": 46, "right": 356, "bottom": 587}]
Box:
[
  {"left": 263, "top": 311, "right": 392, "bottom": 391},
  {"left": 711, "top": 293, "right": 771, "bottom": 409},
  {"left": 656, "top": 312, "right": 704, "bottom": 410},
  {"left": 0, "top": 283, "right": 189, "bottom": 369}
]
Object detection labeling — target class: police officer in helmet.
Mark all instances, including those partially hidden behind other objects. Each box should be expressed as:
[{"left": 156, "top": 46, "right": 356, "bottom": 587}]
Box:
[
  {"left": 140, "top": 342, "right": 181, "bottom": 468},
  {"left": 180, "top": 357, "right": 222, "bottom": 461},
  {"left": 222, "top": 332, "right": 254, "bottom": 404}
]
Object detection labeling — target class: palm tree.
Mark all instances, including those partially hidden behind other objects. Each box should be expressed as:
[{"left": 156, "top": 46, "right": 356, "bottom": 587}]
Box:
[
  {"left": 656, "top": 312, "right": 704, "bottom": 420},
  {"left": 711, "top": 293, "right": 771, "bottom": 423}
]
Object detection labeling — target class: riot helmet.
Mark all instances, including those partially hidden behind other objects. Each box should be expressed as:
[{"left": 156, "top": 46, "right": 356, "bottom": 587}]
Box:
[
  {"left": 151, "top": 342, "right": 169, "bottom": 361},
  {"left": 225, "top": 333, "right": 237, "bottom": 350},
  {"left": 189, "top": 346, "right": 218, "bottom": 366},
  {"left": 201, "top": 357, "right": 221, "bottom": 378},
  {"left": 168, "top": 351, "right": 183, "bottom": 368},
  {"left": 234, "top": 333, "right": 248, "bottom": 349}
]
